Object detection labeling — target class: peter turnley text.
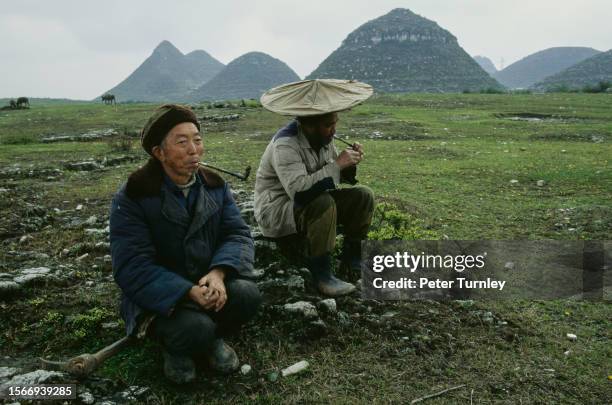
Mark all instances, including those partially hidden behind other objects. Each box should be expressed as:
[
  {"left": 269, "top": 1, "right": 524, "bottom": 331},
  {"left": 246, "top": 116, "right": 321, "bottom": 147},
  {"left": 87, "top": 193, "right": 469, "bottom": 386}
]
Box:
[{"left": 371, "top": 277, "right": 507, "bottom": 291}]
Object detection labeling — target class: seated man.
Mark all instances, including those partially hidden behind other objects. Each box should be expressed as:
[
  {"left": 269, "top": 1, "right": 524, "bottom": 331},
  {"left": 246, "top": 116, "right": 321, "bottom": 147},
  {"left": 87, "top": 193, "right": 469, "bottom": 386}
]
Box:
[
  {"left": 110, "top": 104, "right": 261, "bottom": 384},
  {"left": 254, "top": 79, "right": 375, "bottom": 297}
]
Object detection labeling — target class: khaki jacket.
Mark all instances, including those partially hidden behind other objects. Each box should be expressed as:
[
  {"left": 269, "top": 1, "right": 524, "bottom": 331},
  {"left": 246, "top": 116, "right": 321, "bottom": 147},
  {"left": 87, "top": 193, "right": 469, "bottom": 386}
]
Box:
[{"left": 254, "top": 120, "right": 348, "bottom": 237}]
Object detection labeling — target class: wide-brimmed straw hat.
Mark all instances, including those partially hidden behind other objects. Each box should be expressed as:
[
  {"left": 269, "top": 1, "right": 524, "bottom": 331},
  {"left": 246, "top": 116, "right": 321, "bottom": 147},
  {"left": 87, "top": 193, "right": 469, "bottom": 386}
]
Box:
[{"left": 260, "top": 79, "right": 373, "bottom": 116}]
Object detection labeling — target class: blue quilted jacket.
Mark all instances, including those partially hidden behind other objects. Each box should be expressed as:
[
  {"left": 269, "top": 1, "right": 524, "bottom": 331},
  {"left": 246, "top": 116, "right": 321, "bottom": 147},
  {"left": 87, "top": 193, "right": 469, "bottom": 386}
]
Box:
[{"left": 109, "top": 158, "right": 254, "bottom": 335}]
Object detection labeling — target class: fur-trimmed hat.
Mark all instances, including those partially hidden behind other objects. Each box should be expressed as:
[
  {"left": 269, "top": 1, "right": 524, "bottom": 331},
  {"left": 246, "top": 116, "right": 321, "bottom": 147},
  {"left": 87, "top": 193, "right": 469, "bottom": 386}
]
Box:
[{"left": 140, "top": 104, "right": 200, "bottom": 155}]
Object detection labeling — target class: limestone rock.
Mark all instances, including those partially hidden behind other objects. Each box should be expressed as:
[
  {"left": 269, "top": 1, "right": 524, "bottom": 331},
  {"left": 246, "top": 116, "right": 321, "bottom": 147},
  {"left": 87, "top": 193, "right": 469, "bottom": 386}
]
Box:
[
  {"left": 317, "top": 298, "right": 337, "bottom": 314},
  {"left": 0, "top": 366, "right": 20, "bottom": 379},
  {"left": 283, "top": 301, "right": 318, "bottom": 318},
  {"left": 1, "top": 370, "right": 66, "bottom": 387},
  {"left": 0, "top": 280, "right": 21, "bottom": 296}
]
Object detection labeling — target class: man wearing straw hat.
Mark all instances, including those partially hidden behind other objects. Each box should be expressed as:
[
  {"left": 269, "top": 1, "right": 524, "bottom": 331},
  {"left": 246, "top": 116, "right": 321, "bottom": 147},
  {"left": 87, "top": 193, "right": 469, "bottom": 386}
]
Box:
[
  {"left": 109, "top": 104, "right": 261, "bottom": 384},
  {"left": 255, "top": 79, "right": 375, "bottom": 297}
]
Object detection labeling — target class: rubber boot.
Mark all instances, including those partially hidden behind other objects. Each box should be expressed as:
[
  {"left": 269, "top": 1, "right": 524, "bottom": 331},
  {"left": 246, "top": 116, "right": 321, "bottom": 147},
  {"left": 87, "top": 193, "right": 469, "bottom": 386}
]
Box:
[
  {"left": 206, "top": 338, "right": 239, "bottom": 374},
  {"left": 162, "top": 350, "right": 196, "bottom": 384},
  {"left": 307, "top": 254, "right": 356, "bottom": 297},
  {"left": 339, "top": 238, "right": 363, "bottom": 274}
]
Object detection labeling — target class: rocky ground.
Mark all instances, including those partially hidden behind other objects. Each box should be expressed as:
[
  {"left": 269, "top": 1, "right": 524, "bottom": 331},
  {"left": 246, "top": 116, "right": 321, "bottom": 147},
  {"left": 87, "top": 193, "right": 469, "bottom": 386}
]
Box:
[
  {"left": 0, "top": 155, "right": 529, "bottom": 404},
  {"left": 1, "top": 96, "right": 609, "bottom": 403}
]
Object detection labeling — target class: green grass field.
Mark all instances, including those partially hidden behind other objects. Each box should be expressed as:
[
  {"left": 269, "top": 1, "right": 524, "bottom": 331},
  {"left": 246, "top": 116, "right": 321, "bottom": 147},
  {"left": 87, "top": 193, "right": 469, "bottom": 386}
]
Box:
[{"left": 0, "top": 94, "right": 609, "bottom": 403}]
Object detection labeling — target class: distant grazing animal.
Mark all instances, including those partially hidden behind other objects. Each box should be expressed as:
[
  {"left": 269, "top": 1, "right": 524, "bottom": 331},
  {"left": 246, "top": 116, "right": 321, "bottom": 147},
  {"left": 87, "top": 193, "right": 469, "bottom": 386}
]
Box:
[
  {"left": 102, "top": 94, "right": 116, "bottom": 105},
  {"left": 9, "top": 99, "right": 17, "bottom": 109},
  {"left": 16, "top": 97, "right": 29, "bottom": 108}
]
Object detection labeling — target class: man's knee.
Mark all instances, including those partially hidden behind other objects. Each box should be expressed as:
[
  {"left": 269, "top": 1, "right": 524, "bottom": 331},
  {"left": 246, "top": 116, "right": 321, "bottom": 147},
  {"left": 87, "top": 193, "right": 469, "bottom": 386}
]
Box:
[
  {"left": 301, "top": 192, "right": 336, "bottom": 220},
  {"left": 351, "top": 186, "right": 375, "bottom": 212},
  {"left": 155, "top": 309, "right": 216, "bottom": 355},
  {"left": 225, "top": 279, "right": 262, "bottom": 323}
]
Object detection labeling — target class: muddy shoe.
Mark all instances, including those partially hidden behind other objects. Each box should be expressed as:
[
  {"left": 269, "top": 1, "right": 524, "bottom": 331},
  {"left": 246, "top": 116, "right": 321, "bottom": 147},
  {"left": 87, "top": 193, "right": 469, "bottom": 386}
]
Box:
[
  {"left": 307, "top": 254, "right": 356, "bottom": 297},
  {"left": 316, "top": 276, "right": 356, "bottom": 297},
  {"left": 162, "top": 350, "right": 196, "bottom": 384},
  {"left": 206, "top": 339, "right": 239, "bottom": 374}
]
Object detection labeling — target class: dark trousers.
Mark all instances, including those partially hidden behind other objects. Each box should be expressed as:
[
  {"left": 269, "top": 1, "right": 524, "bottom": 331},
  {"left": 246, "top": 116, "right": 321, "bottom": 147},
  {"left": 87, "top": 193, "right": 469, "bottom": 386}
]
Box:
[
  {"left": 278, "top": 186, "right": 375, "bottom": 257},
  {"left": 152, "top": 278, "right": 261, "bottom": 356}
]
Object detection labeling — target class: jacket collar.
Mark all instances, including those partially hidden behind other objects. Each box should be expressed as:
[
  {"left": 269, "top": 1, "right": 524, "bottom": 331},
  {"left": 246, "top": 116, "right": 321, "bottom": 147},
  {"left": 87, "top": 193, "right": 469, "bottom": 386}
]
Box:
[
  {"left": 160, "top": 177, "right": 219, "bottom": 238},
  {"left": 125, "top": 157, "right": 224, "bottom": 200}
]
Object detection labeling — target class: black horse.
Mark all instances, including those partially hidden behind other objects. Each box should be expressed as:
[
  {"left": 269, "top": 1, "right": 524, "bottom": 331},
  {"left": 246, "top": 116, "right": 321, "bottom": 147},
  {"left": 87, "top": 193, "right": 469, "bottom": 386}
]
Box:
[{"left": 102, "top": 94, "right": 116, "bottom": 105}]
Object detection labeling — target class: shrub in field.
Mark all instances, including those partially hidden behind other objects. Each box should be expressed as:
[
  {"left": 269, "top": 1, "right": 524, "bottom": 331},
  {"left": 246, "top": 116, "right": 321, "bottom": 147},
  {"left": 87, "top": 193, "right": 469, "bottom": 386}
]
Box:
[
  {"left": 368, "top": 202, "right": 438, "bottom": 240},
  {"left": 548, "top": 84, "right": 578, "bottom": 93},
  {"left": 69, "top": 307, "right": 114, "bottom": 339},
  {"left": 479, "top": 87, "right": 506, "bottom": 94},
  {"left": 582, "top": 81, "right": 611, "bottom": 93}
]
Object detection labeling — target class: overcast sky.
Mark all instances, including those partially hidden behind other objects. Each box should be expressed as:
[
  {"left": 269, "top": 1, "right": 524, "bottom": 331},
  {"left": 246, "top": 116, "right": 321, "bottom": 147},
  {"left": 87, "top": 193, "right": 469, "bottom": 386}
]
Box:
[{"left": 1, "top": 0, "right": 610, "bottom": 99}]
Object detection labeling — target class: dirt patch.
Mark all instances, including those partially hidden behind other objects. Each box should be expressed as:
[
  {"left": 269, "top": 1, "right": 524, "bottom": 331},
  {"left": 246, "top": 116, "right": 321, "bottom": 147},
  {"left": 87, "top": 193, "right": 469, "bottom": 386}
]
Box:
[
  {"left": 495, "top": 112, "right": 584, "bottom": 123},
  {"left": 529, "top": 132, "right": 609, "bottom": 142}
]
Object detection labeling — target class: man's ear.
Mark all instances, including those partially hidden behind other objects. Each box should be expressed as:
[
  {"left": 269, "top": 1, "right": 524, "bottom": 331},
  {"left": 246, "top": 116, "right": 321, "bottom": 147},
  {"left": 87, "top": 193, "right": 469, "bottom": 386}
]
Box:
[{"left": 151, "top": 145, "right": 164, "bottom": 162}]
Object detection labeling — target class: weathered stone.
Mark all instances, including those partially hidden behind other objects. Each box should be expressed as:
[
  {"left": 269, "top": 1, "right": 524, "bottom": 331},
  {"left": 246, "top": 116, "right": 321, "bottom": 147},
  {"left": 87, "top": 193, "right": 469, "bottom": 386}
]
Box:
[
  {"left": 114, "top": 385, "right": 150, "bottom": 401},
  {"left": 128, "top": 386, "right": 150, "bottom": 397},
  {"left": 95, "top": 241, "right": 111, "bottom": 250},
  {"left": 201, "top": 114, "right": 242, "bottom": 122},
  {"left": 285, "top": 275, "right": 305, "bottom": 291},
  {"left": 65, "top": 161, "right": 103, "bottom": 171},
  {"left": 85, "top": 228, "right": 107, "bottom": 236},
  {"left": 283, "top": 301, "right": 318, "bottom": 318},
  {"left": 1, "top": 370, "right": 65, "bottom": 387},
  {"left": 42, "top": 129, "right": 116, "bottom": 143},
  {"left": 317, "top": 298, "right": 337, "bottom": 314},
  {"left": 103, "top": 155, "right": 139, "bottom": 167},
  {"left": 336, "top": 311, "right": 351, "bottom": 326},
  {"left": 21, "top": 267, "right": 51, "bottom": 275},
  {"left": 0, "top": 281, "right": 21, "bottom": 295},
  {"left": 79, "top": 389, "right": 95, "bottom": 404},
  {"left": 309, "top": 319, "right": 328, "bottom": 334},
  {"left": 251, "top": 268, "right": 265, "bottom": 279},
  {"left": 240, "top": 364, "right": 252, "bottom": 375},
  {"left": 0, "top": 366, "right": 20, "bottom": 379},
  {"left": 14, "top": 273, "right": 47, "bottom": 285},
  {"left": 481, "top": 311, "right": 494, "bottom": 324}
]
